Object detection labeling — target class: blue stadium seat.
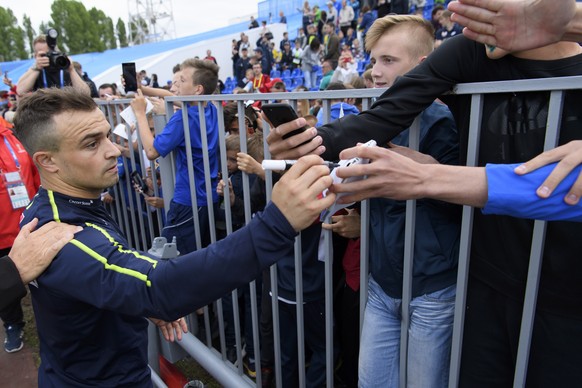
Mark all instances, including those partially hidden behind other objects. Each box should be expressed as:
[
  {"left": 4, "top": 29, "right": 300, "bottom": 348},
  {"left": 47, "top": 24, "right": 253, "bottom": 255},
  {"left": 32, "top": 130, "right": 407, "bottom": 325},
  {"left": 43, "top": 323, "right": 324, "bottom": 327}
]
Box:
[
  {"left": 357, "top": 60, "right": 369, "bottom": 75},
  {"left": 270, "top": 69, "right": 281, "bottom": 78},
  {"left": 314, "top": 65, "right": 323, "bottom": 77},
  {"left": 283, "top": 77, "right": 293, "bottom": 90},
  {"left": 291, "top": 68, "right": 302, "bottom": 77},
  {"left": 292, "top": 76, "right": 304, "bottom": 88},
  {"left": 291, "top": 77, "right": 303, "bottom": 90},
  {"left": 282, "top": 69, "right": 291, "bottom": 78}
]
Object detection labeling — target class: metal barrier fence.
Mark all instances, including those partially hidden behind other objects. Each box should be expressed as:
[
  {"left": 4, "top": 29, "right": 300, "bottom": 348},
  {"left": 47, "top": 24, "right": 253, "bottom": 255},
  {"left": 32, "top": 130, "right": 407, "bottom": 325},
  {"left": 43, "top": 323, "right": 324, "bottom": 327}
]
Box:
[{"left": 97, "top": 75, "right": 582, "bottom": 388}]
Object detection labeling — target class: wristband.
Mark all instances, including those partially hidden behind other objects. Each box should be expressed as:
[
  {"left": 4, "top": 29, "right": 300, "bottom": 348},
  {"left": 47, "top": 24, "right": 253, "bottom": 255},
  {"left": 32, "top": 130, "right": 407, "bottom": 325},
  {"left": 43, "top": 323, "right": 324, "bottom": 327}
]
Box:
[{"left": 30, "top": 65, "right": 40, "bottom": 72}]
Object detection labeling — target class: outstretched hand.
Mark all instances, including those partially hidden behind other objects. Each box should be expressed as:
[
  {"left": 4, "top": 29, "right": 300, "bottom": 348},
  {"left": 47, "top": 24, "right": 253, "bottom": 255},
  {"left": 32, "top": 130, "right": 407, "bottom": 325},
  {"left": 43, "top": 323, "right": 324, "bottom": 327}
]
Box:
[
  {"left": 149, "top": 317, "right": 188, "bottom": 342},
  {"left": 321, "top": 208, "right": 361, "bottom": 239},
  {"left": 514, "top": 140, "right": 582, "bottom": 205},
  {"left": 130, "top": 89, "right": 148, "bottom": 113},
  {"left": 331, "top": 145, "right": 426, "bottom": 204},
  {"left": 448, "top": 0, "right": 577, "bottom": 51},
  {"left": 237, "top": 152, "right": 262, "bottom": 175},
  {"left": 271, "top": 155, "right": 336, "bottom": 231},
  {"left": 265, "top": 115, "right": 324, "bottom": 160}
]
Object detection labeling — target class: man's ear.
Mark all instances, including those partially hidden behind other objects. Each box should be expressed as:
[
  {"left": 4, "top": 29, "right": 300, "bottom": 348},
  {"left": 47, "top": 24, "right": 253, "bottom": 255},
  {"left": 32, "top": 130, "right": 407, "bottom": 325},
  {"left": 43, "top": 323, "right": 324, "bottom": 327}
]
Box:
[
  {"left": 33, "top": 151, "right": 59, "bottom": 173},
  {"left": 417, "top": 55, "right": 428, "bottom": 65}
]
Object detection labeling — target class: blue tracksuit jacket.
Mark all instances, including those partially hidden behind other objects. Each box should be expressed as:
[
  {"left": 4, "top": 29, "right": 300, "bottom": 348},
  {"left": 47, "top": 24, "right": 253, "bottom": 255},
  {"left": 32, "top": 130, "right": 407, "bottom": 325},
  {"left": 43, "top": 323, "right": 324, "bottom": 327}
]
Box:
[{"left": 23, "top": 187, "right": 296, "bottom": 387}]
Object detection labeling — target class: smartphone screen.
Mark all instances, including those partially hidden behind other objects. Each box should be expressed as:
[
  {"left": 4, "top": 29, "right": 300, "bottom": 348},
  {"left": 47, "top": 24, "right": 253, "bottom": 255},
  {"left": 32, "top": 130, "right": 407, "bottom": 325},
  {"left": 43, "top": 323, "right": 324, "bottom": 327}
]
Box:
[
  {"left": 122, "top": 62, "right": 138, "bottom": 92},
  {"left": 131, "top": 171, "right": 148, "bottom": 193},
  {"left": 262, "top": 103, "right": 308, "bottom": 139}
]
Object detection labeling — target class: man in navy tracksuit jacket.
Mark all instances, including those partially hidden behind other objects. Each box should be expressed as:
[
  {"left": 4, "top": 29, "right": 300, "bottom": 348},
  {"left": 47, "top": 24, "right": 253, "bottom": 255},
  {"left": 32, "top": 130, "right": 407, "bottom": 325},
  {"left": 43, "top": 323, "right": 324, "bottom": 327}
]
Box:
[{"left": 13, "top": 87, "right": 334, "bottom": 387}]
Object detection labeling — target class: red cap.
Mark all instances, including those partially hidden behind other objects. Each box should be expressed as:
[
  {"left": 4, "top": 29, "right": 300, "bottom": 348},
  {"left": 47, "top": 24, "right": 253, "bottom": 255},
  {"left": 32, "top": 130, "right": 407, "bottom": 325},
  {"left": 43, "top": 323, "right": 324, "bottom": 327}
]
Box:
[{"left": 265, "top": 77, "right": 284, "bottom": 90}]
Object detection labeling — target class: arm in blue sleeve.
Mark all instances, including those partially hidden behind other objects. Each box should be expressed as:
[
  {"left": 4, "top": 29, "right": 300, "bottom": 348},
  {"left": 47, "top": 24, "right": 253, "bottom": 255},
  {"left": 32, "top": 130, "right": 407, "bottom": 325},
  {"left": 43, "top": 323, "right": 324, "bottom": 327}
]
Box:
[
  {"left": 483, "top": 163, "right": 582, "bottom": 222},
  {"left": 38, "top": 203, "right": 297, "bottom": 321},
  {"left": 152, "top": 111, "right": 185, "bottom": 157}
]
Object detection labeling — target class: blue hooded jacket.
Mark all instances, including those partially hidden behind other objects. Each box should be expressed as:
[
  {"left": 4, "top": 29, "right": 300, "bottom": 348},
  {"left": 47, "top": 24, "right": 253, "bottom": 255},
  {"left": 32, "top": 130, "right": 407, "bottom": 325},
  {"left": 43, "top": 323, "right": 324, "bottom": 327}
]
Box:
[{"left": 316, "top": 102, "right": 360, "bottom": 126}]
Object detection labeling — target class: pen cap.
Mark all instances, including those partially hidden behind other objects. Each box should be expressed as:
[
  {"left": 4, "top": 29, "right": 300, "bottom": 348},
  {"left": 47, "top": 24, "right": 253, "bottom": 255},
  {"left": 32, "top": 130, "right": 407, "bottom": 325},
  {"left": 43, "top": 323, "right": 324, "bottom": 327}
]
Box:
[{"left": 262, "top": 160, "right": 287, "bottom": 170}]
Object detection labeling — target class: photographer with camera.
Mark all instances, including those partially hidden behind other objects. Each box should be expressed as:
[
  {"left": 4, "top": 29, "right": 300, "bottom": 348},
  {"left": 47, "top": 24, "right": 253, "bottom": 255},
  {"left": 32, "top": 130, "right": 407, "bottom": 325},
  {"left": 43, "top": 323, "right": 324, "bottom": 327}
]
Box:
[{"left": 16, "top": 30, "right": 89, "bottom": 95}]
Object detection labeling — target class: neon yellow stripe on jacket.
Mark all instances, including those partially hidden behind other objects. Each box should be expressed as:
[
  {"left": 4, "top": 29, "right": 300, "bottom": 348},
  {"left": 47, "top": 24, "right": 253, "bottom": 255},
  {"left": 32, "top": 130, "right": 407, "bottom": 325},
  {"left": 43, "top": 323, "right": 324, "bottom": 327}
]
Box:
[
  {"left": 69, "top": 239, "right": 152, "bottom": 287},
  {"left": 48, "top": 190, "right": 61, "bottom": 222},
  {"left": 85, "top": 222, "right": 158, "bottom": 267},
  {"left": 47, "top": 189, "right": 156, "bottom": 285}
]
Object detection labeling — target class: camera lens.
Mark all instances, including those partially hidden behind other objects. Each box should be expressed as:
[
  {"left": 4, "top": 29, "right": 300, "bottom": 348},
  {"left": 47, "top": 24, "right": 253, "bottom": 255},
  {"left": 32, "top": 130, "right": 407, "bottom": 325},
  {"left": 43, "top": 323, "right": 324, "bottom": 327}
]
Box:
[
  {"left": 54, "top": 55, "right": 71, "bottom": 70},
  {"left": 47, "top": 29, "right": 59, "bottom": 39}
]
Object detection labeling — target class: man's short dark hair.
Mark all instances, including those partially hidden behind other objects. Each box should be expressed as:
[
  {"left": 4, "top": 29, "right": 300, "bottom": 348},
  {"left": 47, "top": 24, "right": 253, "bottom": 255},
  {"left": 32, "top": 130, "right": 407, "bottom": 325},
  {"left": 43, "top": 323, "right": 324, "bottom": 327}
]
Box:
[
  {"left": 98, "top": 83, "right": 114, "bottom": 91},
  {"left": 14, "top": 87, "right": 97, "bottom": 155},
  {"left": 326, "top": 82, "right": 347, "bottom": 91},
  {"left": 181, "top": 58, "right": 219, "bottom": 95}
]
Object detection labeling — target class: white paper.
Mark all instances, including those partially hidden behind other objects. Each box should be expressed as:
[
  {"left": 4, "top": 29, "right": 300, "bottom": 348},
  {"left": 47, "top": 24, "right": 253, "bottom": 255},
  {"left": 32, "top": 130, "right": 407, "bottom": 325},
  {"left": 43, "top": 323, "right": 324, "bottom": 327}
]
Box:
[{"left": 120, "top": 99, "right": 154, "bottom": 127}]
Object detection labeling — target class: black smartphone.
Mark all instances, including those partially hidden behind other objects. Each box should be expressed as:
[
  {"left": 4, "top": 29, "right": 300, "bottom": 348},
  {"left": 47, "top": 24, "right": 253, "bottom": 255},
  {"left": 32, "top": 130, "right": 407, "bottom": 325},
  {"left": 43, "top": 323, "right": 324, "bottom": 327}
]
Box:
[
  {"left": 131, "top": 171, "right": 148, "bottom": 194},
  {"left": 122, "top": 62, "right": 138, "bottom": 93},
  {"left": 262, "top": 103, "right": 308, "bottom": 139}
]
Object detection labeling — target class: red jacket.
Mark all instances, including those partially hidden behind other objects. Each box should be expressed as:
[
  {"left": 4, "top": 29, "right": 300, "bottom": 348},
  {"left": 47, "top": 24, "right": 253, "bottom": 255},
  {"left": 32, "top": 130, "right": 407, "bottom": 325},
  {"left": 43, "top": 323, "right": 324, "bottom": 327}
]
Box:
[
  {"left": 252, "top": 73, "right": 271, "bottom": 93},
  {"left": 0, "top": 121, "right": 40, "bottom": 249}
]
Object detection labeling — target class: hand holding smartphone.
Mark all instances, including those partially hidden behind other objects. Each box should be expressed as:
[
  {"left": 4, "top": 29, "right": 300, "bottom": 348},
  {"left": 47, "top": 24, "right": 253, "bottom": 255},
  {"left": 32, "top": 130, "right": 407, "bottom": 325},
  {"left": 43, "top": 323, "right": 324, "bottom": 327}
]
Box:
[
  {"left": 131, "top": 171, "right": 149, "bottom": 196},
  {"left": 262, "top": 103, "right": 309, "bottom": 140},
  {"left": 122, "top": 62, "right": 138, "bottom": 93}
]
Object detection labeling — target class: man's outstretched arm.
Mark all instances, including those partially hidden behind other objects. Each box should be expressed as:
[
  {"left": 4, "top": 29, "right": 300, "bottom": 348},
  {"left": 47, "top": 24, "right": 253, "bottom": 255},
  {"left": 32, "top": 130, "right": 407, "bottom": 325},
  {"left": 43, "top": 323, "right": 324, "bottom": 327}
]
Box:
[{"left": 331, "top": 145, "right": 582, "bottom": 221}]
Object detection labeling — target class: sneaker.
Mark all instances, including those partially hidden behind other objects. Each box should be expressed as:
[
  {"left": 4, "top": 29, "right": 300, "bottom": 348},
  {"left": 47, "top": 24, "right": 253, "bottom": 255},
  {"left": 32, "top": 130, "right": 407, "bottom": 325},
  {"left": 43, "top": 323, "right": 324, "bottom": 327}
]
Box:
[
  {"left": 4, "top": 325, "right": 23, "bottom": 353},
  {"left": 243, "top": 357, "right": 256, "bottom": 378}
]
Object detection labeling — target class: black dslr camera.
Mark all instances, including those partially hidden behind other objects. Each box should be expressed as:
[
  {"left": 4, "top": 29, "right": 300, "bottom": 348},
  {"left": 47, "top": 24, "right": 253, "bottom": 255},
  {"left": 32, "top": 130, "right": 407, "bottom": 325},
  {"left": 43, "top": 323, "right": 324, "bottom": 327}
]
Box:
[{"left": 45, "top": 28, "right": 70, "bottom": 70}]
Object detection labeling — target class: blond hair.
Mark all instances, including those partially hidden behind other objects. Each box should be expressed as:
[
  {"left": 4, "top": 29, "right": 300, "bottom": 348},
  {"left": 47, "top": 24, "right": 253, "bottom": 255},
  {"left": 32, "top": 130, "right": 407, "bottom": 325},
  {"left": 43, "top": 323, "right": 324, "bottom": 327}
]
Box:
[
  {"left": 365, "top": 15, "right": 435, "bottom": 59},
  {"left": 225, "top": 134, "right": 241, "bottom": 152},
  {"left": 247, "top": 132, "right": 264, "bottom": 162}
]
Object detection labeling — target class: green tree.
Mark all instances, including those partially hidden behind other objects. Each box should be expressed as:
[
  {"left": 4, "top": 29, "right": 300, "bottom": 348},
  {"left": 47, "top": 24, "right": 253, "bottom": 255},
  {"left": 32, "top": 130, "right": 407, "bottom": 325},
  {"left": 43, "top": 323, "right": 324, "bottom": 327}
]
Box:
[
  {"left": 116, "top": 18, "right": 128, "bottom": 48},
  {"left": 0, "top": 7, "right": 27, "bottom": 61},
  {"left": 87, "top": 8, "right": 109, "bottom": 52},
  {"left": 104, "top": 18, "right": 117, "bottom": 50},
  {"left": 50, "top": 0, "right": 97, "bottom": 54},
  {"left": 39, "top": 21, "right": 49, "bottom": 36},
  {"left": 23, "top": 15, "right": 36, "bottom": 57}
]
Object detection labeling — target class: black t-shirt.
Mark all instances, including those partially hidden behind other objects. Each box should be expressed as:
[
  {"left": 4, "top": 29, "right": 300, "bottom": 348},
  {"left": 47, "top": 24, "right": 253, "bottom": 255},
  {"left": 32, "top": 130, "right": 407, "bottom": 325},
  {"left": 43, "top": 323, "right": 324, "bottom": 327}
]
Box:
[
  {"left": 318, "top": 35, "right": 582, "bottom": 319},
  {"left": 33, "top": 68, "right": 73, "bottom": 91}
]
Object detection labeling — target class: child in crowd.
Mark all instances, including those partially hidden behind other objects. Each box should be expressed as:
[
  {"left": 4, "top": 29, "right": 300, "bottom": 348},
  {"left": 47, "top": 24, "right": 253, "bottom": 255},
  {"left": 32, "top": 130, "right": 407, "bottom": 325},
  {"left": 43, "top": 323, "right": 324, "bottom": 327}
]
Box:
[
  {"left": 217, "top": 134, "right": 264, "bottom": 378},
  {"left": 217, "top": 135, "right": 261, "bottom": 377}
]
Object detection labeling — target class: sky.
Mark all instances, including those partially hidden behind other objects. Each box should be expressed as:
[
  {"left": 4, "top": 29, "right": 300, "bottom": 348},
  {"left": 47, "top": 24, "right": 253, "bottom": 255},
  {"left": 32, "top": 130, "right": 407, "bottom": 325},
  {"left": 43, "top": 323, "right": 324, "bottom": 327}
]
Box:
[{"left": 4, "top": 0, "right": 260, "bottom": 39}]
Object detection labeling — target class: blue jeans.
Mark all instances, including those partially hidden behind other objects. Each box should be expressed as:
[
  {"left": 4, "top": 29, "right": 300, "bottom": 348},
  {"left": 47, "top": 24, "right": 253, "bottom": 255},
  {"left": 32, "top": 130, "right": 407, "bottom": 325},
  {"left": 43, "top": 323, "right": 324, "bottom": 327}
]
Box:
[
  {"left": 359, "top": 277, "right": 456, "bottom": 388},
  {"left": 303, "top": 69, "right": 317, "bottom": 89}
]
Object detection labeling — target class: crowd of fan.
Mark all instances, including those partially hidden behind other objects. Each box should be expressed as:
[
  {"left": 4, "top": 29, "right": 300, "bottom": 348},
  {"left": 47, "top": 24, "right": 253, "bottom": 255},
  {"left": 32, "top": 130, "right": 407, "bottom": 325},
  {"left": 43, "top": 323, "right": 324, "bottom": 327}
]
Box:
[{"left": 1, "top": 1, "right": 461, "bottom": 121}]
